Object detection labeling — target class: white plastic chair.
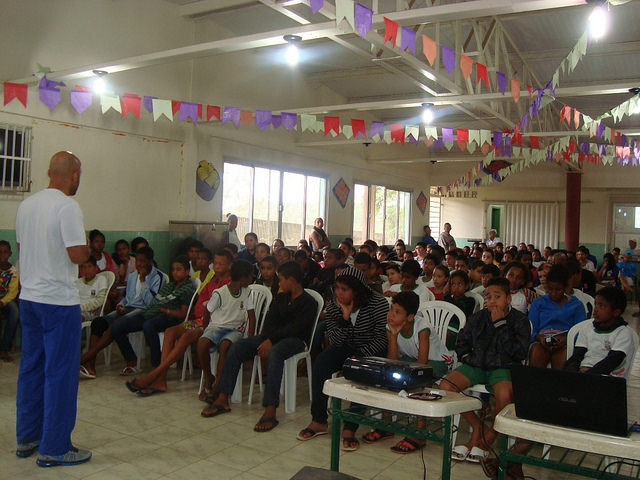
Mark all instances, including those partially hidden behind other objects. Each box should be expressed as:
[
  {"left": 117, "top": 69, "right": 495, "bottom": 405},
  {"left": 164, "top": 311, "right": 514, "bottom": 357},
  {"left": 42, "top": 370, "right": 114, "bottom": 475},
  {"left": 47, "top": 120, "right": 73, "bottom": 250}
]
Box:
[
  {"left": 418, "top": 301, "right": 466, "bottom": 358},
  {"left": 245, "top": 285, "right": 274, "bottom": 404},
  {"left": 81, "top": 271, "right": 115, "bottom": 352},
  {"left": 281, "top": 288, "right": 324, "bottom": 414},
  {"left": 198, "top": 284, "right": 271, "bottom": 403},
  {"left": 465, "top": 290, "right": 484, "bottom": 314}
]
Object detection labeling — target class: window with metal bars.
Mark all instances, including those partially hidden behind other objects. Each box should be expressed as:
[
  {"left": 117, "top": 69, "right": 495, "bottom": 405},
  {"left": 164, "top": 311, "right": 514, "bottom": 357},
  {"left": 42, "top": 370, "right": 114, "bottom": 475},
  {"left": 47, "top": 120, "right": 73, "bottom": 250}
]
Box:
[{"left": 0, "top": 124, "right": 32, "bottom": 192}]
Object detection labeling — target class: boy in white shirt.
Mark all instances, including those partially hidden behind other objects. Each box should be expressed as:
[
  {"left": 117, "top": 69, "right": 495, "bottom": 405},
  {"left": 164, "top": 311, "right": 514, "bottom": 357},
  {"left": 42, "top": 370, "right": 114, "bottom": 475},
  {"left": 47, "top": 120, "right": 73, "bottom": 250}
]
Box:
[
  {"left": 196, "top": 260, "right": 256, "bottom": 398},
  {"left": 75, "top": 258, "right": 108, "bottom": 322},
  {"left": 385, "top": 260, "right": 434, "bottom": 306}
]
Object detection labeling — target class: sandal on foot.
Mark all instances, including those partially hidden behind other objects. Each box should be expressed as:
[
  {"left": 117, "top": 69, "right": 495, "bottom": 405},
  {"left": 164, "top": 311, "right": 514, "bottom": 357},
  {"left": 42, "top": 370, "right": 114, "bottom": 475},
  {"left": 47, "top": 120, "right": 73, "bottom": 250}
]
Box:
[
  {"left": 254, "top": 417, "right": 279, "bottom": 432},
  {"left": 390, "top": 437, "right": 425, "bottom": 454},
  {"left": 201, "top": 404, "right": 230, "bottom": 418},
  {"left": 451, "top": 445, "right": 470, "bottom": 461},
  {"left": 481, "top": 457, "right": 499, "bottom": 479},
  {"left": 119, "top": 366, "right": 139, "bottom": 376},
  {"left": 79, "top": 365, "right": 96, "bottom": 379},
  {"left": 341, "top": 436, "right": 359, "bottom": 452},
  {"left": 297, "top": 427, "right": 328, "bottom": 441},
  {"left": 362, "top": 429, "right": 394, "bottom": 444},
  {"left": 137, "top": 387, "right": 165, "bottom": 397},
  {"left": 467, "top": 446, "right": 489, "bottom": 463},
  {"left": 125, "top": 379, "right": 143, "bottom": 392}
]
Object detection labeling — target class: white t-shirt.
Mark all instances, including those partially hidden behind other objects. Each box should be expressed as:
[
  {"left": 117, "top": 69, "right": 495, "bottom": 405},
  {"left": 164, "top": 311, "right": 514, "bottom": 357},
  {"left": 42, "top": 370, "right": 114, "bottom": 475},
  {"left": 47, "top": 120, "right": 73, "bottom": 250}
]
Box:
[
  {"left": 420, "top": 276, "right": 435, "bottom": 288},
  {"left": 510, "top": 290, "right": 528, "bottom": 314},
  {"left": 206, "top": 284, "right": 254, "bottom": 331},
  {"left": 389, "top": 283, "right": 435, "bottom": 305},
  {"left": 576, "top": 323, "right": 636, "bottom": 377},
  {"left": 74, "top": 275, "right": 109, "bottom": 315},
  {"left": 582, "top": 260, "right": 595, "bottom": 272},
  {"left": 16, "top": 188, "right": 86, "bottom": 305},
  {"left": 388, "top": 315, "right": 450, "bottom": 362},
  {"left": 486, "top": 237, "right": 500, "bottom": 248}
]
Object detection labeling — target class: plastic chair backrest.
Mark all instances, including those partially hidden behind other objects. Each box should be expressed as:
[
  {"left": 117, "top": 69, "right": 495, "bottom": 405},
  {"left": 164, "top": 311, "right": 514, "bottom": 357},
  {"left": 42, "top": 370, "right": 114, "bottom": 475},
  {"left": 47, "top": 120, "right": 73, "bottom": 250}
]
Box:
[
  {"left": 465, "top": 290, "right": 484, "bottom": 314},
  {"left": 419, "top": 300, "right": 466, "bottom": 347},
  {"left": 566, "top": 319, "right": 592, "bottom": 358},
  {"left": 582, "top": 293, "right": 595, "bottom": 319},
  {"left": 305, "top": 288, "right": 325, "bottom": 348},
  {"left": 248, "top": 284, "right": 273, "bottom": 335},
  {"left": 97, "top": 270, "right": 116, "bottom": 316},
  {"left": 184, "top": 277, "right": 201, "bottom": 321},
  {"left": 160, "top": 271, "right": 170, "bottom": 288}
]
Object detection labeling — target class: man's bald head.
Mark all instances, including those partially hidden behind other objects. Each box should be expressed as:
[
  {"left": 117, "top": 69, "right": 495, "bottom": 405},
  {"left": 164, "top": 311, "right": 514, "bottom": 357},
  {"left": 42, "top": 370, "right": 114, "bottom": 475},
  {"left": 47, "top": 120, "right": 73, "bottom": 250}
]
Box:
[{"left": 48, "top": 151, "right": 81, "bottom": 195}]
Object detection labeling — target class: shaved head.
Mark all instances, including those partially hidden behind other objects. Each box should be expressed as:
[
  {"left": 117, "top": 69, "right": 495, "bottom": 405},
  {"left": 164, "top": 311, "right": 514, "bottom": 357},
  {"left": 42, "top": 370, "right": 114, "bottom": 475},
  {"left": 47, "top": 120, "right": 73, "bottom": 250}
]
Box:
[{"left": 48, "top": 151, "right": 81, "bottom": 195}]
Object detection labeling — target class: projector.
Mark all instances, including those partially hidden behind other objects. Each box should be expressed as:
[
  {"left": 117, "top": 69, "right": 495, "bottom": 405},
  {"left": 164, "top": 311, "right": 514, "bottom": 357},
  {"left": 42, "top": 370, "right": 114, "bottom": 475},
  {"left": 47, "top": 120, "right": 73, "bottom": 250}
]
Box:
[{"left": 342, "top": 356, "right": 433, "bottom": 391}]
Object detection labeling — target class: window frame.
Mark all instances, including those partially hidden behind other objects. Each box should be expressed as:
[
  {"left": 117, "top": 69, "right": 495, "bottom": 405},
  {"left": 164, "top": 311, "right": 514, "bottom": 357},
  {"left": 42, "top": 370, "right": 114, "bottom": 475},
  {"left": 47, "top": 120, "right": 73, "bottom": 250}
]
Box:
[{"left": 0, "top": 123, "right": 32, "bottom": 193}]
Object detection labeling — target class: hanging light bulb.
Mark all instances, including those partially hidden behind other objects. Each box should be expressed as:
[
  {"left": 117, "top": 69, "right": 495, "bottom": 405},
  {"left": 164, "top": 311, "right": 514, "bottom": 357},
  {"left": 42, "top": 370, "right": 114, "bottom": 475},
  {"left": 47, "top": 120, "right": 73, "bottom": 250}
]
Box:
[
  {"left": 588, "top": 5, "right": 608, "bottom": 40},
  {"left": 92, "top": 70, "right": 108, "bottom": 94},
  {"left": 422, "top": 103, "right": 434, "bottom": 124},
  {"left": 283, "top": 35, "right": 302, "bottom": 66}
]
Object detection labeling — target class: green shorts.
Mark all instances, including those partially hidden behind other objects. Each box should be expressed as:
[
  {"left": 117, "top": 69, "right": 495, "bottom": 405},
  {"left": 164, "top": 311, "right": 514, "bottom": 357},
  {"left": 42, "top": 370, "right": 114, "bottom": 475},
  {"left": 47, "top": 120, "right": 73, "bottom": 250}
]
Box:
[{"left": 455, "top": 364, "right": 511, "bottom": 392}]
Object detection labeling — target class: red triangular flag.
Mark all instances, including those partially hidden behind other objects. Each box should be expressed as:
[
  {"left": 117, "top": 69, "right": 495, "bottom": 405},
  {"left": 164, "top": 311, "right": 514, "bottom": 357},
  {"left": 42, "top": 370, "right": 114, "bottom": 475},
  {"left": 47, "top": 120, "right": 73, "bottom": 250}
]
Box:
[
  {"left": 457, "top": 128, "right": 468, "bottom": 151},
  {"left": 529, "top": 136, "right": 540, "bottom": 149},
  {"left": 171, "top": 100, "right": 181, "bottom": 116},
  {"left": 459, "top": 55, "right": 473, "bottom": 80},
  {"left": 351, "top": 119, "right": 366, "bottom": 138},
  {"left": 197, "top": 104, "right": 203, "bottom": 119},
  {"left": 527, "top": 85, "right": 534, "bottom": 99},
  {"left": 422, "top": 35, "right": 436, "bottom": 66},
  {"left": 559, "top": 105, "right": 571, "bottom": 124},
  {"left": 73, "top": 85, "right": 91, "bottom": 92},
  {"left": 324, "top": 116, "right": 339, "bottom": 136},
  {"left": 383, "top": 17, "right": 398, "bottom": 47},
  {"left": 476, "top": 63, "right": 489, "bottom": 89},
  {"left": 207, "top": 105, "right": 221, "bottom": 121},
  {"left": 4, "top": 82, "right": 28, "bottom": 107},
  {"left": 512, "top": 131, "right": 523, "bottom": 146},
  {"left": 390, "top": 123, "right": 404, "bottom": 144},
  {"left": 511, "top": 78, "right": 521, "bottom": 103},
  {"left": 240, "top": 110, "right": 253, "bottom": 125},
  {"left": 121, "top": 93, "right": 141, "bottom": 118}
]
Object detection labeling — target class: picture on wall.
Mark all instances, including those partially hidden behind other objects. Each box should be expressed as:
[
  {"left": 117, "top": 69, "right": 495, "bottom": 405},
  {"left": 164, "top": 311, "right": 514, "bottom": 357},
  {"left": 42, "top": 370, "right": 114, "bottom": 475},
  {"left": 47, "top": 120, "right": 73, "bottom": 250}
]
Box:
[
  {"left": 196, "top": 160, "right": 220, "bottom": 201},
  {"left": 332, "top": 177, "right": 350, "bottom": 209},
  {"left": 416, "top": 191, "right": 427, "bottom": 215}
]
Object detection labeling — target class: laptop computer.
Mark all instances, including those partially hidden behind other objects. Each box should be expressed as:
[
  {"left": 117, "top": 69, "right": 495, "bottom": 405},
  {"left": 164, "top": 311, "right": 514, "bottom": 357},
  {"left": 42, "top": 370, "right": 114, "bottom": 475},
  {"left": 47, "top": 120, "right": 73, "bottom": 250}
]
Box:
[{"left": 511, "top": 365, "right": 630, "bottom": 437}]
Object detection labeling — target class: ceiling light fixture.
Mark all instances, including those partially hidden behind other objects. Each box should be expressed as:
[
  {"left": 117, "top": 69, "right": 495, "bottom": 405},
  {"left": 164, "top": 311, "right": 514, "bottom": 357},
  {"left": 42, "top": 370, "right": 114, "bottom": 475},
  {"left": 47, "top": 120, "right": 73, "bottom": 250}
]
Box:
[
  {"left": 92, "top": 69, "right": 108, "bottom": 95},
  {"left": 422, "top": 103, "right": 434, "bottom": 124},
  {"left": 283, "top": 34, "right": 302, "bottom": 66},
  {"left": 588, "top": 4, "right": 609, "bottom": 40}
]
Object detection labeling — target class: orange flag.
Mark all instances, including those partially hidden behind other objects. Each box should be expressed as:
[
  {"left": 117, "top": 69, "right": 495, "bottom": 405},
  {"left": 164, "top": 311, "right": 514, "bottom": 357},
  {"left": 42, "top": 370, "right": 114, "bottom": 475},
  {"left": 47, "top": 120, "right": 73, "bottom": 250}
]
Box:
[
  {"left": 240, "top": 110, "right": 253, "bottom": 125},
  {"left": 422, "top": 35, "right": 436, "bottom": 66},
  {"left": 460, "top": 54, "right": 473, "bottom": 79},
  {"left": 511, "top": 78, "right": 521, "bottom": 103}
]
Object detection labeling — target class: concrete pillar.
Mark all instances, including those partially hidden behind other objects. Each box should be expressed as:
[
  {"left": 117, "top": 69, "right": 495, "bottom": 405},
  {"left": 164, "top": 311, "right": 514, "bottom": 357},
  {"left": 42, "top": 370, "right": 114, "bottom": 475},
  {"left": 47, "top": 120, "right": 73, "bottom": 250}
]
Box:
[{"left": 564, "top": 171, "right": 581, "bottom": 252}]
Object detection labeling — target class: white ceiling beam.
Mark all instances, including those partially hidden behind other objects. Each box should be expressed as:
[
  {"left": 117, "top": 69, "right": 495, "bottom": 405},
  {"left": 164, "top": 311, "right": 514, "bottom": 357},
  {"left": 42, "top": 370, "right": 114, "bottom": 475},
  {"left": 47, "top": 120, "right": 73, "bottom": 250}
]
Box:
[
  {"left": 12, "top": 0, "right": 588, "bottom": 84},
  {"left": 178, "top": 0, "right": 257, "bottom": 17}
]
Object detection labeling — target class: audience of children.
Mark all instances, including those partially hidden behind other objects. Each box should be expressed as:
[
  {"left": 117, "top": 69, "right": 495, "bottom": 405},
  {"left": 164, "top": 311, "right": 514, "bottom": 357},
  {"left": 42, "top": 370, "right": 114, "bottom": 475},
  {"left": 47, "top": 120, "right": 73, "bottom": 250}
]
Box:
[
  {"left": 387, "top": 260, "right": 435, "bottom": 305},
  {"left": 0, "top": 240, "right": 19, "bottom": 361}
]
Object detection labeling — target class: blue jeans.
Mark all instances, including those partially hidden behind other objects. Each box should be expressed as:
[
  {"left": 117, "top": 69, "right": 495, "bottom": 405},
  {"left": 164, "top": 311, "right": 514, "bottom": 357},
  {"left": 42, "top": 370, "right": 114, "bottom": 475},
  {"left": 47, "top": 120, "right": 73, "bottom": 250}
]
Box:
[
  {"left": 16, "top": 300, "right": 81, "bottom": 456},
  {"left": 0, "top": 300, "right": 19, "bottom": 352},
  {"left": 111, "top": 313, "right": 182, "bottom": 367},
  {"left": 218, "top": 335, "right": 305, "bottom": 408}
]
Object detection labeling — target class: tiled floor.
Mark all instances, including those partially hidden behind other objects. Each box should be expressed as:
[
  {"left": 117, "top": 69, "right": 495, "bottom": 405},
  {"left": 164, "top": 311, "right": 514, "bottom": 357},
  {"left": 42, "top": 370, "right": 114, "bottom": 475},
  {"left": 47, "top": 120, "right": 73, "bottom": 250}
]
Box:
[{"left": 2, "top": 309, "right": 639, "bottom": 480}]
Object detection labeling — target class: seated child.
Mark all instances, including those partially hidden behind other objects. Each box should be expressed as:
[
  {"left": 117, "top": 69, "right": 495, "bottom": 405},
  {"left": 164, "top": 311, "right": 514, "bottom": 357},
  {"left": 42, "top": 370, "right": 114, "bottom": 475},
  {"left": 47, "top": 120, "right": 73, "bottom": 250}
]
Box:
[
  {"left": 89, "top": 229, "right": 116, "bottom": 273},
  {"left": 428, "top": 265, "right": 449, "bottom": 301},
  {"left": 383, "top": 263, "right": 401, "bottom": 293},
  {"left": 519, "top": 251, "right": 538, "bottom": 285},
  {"left": 313, "top": 248, "right": 344, "bottom": 300},
  {"left": 566, "top": 258, "right": 593, "bottom": 319},
  {"left": 112, "top": 239, "right": 136, "bottom": 295},
  {"left": 196, "top": 260, "right": 255, "bottom": 398},
  {"left": 201, "top": 261, "right": 317, "bottom": 433},
  {"left": 454, "top": 256, "right": 468, "bottom": 273},
  {"left": 362, "top": 291, "right": 450, "bottom": 453},
  {"left": 445, "top": 251, "right": 457, "bottom": 271},
  {"left": 354, "top": 252, "right": 383, "bottom": 294},
  {"left": 420, "top": 253, "right": 438, "bottom": 287},
  {"left": 469, "top": 260, "right": 484, "bottom": 290},
  {"left": 387, "top": 260, "right": 435, "bottom": 305},
  {"left": 564, "top": 286, "right": 635, "bottom": 377},
  {"left": 111, "top": 255, "right": 196, "bottom": 374},
  {"left": 596, "top": 253, "right": 620, "bottom": 288},
  {"left": 444, "top": 270, "right": 476, "bottom": 350},
  {"left": 294, "top": 249, "right": 321, "bottom": 288},
  {"left": 503, "top": 261, "right": 537, "bottom": 314},
  {"left": 80, "top": 246, "right": 164, "bottom": 377},
  {"left": 254, "top": 242, "right": 271, "bottom": 278},
  {"left": 528, "top": 265, "right": 585, "bottom": 369},
  {"left": 618, "top": 249, "right": 637, "bottom": 294},
  {"left": 75, "top": 257, "right": 109, "bottom": 322},
  {"left": 185, "top": 239, "right": 204, "bottom": 274},
  {"left": 441, "top": 278, "right": 530, "bottom": 464},
  {"left": 193, "top": 248, "right": 216, "bottom": 291},
  {"left": 255, "top": 255, "right": 281, "bottom": 297},
  {"left": 128, "top": 259, "right": 253, "bottom": 397},
  {"left": 534, "top": 263, "right": 551, "bottom": 296},
  {"left": 0, "top": 240, "right": 19, "bottom": 361},
  {"left": 414, "top": 242, "right": 427, "bottom": 267},
  {"left": 338, "top": 240, "right": 356, "bottom": 266}
]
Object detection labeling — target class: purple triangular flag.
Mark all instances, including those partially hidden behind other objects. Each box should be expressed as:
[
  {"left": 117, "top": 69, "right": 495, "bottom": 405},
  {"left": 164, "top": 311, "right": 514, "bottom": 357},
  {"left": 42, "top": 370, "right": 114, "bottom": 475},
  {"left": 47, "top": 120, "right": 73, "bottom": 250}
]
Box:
[
  {"left": 222, "top": 106, "right": 241, "bottom": 127},
  {"left": 143, "top": 96, "right": 157, "bottom": 113},
  {"left": 599, "top": 144, "right": 606, "bottom": 155},
  {"left": 281, "top": 112, "right": 297, "bottom": 130},
  {"left": 596, "top": 123, "right": 605, "bottom": 139},
  {"left": 310, "top": 0, "right": 323, "bottom": 14},
  {"left": 255, "top": 109, "right": 272, "bottom": 131},
  {"left": 407, "top": 134, "right": 419, "bottom": 145},
  {"left": 621, "top": 134, "right": 627, "bottom": 147},
  {"left": 503, "top": 135, "right": 512, "bottom": 157},
  {"left": 493, "top": 131, "right": 502, "bottom": 149},
  {"left": 38, "top": 76, "right": 64, "bottom": 110},
  {"left": 442, "top": 127, "right": 453, "bottom": 145},
  {"left": 179, "top": 102, "right": 198, "bottom": 124},
  {"left": 546, "top": 150, "right": 554, "bottom": 162},
  {"left": 70, "top": 89, "right": 92, "bottom": 114},
  {"left": 400, "top": 26, "right": 416, "bottom": 55},
  {"left": 520, "top": 113, "right": 528, "bottom": 131},
  {"left": 441, "top": 46, "right": 455, "bottom": 74},
  {"left": 474, "top": 178, "right": 482, "bottom": 186},
  {"left": 370, "top": 121, "right": 384, "bottom": 138},
  {"left": 433, "top": 138, "right": 444, "bottom": 149},
  {"left": 272, "top": 115, "right": 282, "bottom": 129},
  {"left": 496, "top": 71, "right": 506, "bottom": 95},
  {"left": 354, "top": 3, "right": 373, "bottom": 38}
]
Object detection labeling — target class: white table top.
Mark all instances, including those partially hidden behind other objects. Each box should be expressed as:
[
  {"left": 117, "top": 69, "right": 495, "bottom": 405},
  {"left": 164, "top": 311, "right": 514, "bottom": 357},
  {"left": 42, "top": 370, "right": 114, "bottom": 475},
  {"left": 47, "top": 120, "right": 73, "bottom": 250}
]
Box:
[
  {"left": 494, "top": 404, "right": 640, "bottom": 461},
  {"left": 322, "top": 377, "right": 481, "bottom": 417}
]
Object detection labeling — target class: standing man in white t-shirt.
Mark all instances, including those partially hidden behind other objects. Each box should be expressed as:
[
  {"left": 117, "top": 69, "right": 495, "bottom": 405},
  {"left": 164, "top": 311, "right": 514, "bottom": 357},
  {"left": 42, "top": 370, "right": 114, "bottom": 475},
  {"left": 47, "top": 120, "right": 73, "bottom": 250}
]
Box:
[{"left": 14, "top": 151, "right": 92, "bottom": 467}]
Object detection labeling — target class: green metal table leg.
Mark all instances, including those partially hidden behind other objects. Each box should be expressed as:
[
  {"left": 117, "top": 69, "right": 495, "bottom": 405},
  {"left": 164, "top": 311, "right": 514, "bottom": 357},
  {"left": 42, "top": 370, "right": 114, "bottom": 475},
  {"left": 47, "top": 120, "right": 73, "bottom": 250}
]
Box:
[
  {"left": 498, "top": 434, "right": 508, "bottom": 480},
  {"left": 330, "top": 397, "right": 342, "bottom": 472},
  {"left": 441, "top": 416, "right": 452, "bottom": 480}
]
